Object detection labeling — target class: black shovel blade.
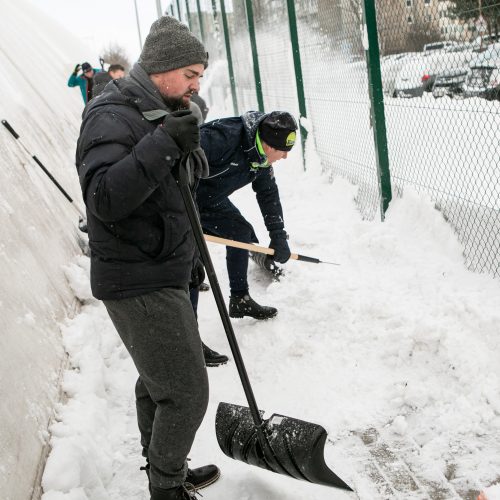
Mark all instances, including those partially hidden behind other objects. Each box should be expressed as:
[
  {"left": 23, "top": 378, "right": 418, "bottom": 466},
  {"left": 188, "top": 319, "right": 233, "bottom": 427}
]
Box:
[{"left": 215, "top": 402, "right": 352, "bottom": 491}]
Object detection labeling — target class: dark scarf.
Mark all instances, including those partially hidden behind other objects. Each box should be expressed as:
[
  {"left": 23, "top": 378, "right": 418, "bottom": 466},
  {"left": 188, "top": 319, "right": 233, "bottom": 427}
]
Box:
[{"left": 86, "top": 76, "right": 94, "bottom": 102}]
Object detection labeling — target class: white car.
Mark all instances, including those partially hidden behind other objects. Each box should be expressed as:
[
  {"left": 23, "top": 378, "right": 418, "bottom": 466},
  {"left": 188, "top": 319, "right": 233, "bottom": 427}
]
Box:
[
  {"left": 471, "top": 33, "right": 499, "bottom": 51},
  {"left": 393, "top": 49, "right": 473, "bottom": 98},
  {"left": 463, "top": 43, "right": 500, "bottom": 99},
  {"left": 423, "top": 41, "right": 458, "bottom": 52},
  {"left": 380, "top": 52, "right": 416, "bottom": 96}
]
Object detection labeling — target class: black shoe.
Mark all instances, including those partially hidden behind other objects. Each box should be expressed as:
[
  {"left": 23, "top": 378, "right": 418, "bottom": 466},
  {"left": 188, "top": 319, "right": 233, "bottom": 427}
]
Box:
[
  {"left": 199, "top": 282, "right": 210, "bottom": 292},
  {"left": 148, "top": 464, "right": 219, "bottom": 499},
  {"left": 186, "top": 464, "right": 220, "bottom": 489},
  {"left": 151, "top": 485, "right": 196, "bottom": 500},
  {"left": 202, "top": 343, "right": 229, "bottom": 367},
  {"left": 229, "top": 294, "right": 278, "bottom": 320}
]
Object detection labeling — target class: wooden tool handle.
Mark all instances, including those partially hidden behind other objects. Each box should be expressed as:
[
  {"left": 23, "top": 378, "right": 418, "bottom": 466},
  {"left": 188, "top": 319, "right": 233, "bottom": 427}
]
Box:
[{"left": 203, "top": 234, "right": 300, "bottom": 260}]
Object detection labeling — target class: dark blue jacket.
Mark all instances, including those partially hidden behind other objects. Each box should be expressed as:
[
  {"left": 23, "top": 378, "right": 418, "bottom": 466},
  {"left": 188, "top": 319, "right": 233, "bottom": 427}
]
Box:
[
  {"left": 75, "top": 75, "right": 195, "bottom": 300},
  {"left": 197, "top": 111, "right": 285, "bottom": 238}
]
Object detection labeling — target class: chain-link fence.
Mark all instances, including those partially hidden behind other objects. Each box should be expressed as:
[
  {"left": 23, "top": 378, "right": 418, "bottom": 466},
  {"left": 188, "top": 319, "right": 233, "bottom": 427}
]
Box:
[
  {"left": 169, "top": 0, "right": 500, "bottom": 277},
  {"left": 380, "top": 0, "right": 500, "bottom": 276}
]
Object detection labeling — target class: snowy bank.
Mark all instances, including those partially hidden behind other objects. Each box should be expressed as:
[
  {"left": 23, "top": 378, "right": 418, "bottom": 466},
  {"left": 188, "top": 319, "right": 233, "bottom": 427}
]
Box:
[{"left": 0, "top": 1, "right": 88, "bottom": 498}]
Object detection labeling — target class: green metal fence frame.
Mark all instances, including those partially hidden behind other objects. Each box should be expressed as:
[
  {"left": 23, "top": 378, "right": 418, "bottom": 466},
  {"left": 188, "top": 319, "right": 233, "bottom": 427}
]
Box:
[
  {"left": 219, "top": 0, "right": 238, "bottom": 115},
  {"left": 286, "top": 0, "right": 308, "bottom": 168},
  {"left": 196, "top": 0, "right": 205, "bottom": 43},
  {"left": 184, "top": 0, "right": 192, "bottom": 30},
  {"left": 362, "top": 0, "right": 392, "bottom": 218},
  {"left": 244, "top": 0, "right": 264, "bottom": 112},
  {"left": 176, "top": 0, "right": 181, "bottom": 22}
]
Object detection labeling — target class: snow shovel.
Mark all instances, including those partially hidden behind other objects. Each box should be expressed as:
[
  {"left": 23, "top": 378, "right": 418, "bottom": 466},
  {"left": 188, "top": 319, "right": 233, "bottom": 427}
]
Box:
[
  {"left": 177, "top": 155, "right": 352, "bottom": 491},
  {"left": 1, "top": 119, "right": 86, "bottom": 222}
]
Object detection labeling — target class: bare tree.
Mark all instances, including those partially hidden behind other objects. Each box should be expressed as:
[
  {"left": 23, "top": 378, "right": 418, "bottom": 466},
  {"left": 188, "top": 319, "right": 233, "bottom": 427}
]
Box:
[
  {"left": 405, "top": 17, "right": 442, "bottom": 53},
  {"left": 100, "top": 43, "right": 131, "bottom": 73}
]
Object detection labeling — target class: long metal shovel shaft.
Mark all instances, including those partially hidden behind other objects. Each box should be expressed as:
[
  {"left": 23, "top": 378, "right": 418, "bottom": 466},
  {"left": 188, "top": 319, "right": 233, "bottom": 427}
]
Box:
[
  {"left": 204, "top": 234, "right": 339, "bottom": 265},
  {"left": 176, "top": 161, "right": 265, "bottom": 433},
  {"left": 1, "top": 119, "right": 85, "bottom": 219}
]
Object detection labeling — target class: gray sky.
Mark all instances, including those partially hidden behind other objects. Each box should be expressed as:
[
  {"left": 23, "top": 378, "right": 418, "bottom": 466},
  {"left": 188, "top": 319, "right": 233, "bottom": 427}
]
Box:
[{"left": 29, "top": 0, "right": 173, "bottom": 65}]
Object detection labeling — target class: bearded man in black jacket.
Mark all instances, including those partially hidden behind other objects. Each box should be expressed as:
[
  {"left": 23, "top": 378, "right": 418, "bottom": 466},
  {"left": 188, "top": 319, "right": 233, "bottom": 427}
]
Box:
[{"left": 76, "top": 16, "right": 220, "bottom": 500}]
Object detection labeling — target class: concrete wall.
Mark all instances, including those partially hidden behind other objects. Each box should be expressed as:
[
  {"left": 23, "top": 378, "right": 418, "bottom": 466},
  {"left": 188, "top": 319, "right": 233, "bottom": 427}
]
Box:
[{"left": 0, "top": 1, "right": 90, "bottom": 497}]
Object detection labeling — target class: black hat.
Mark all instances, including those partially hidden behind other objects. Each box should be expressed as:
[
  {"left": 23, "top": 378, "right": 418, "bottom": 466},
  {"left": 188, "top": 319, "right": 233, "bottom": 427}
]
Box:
[
  {"left": 81, "top": 62, "right": 92, "bottom": 72},
  {"left": 259, "top": 111, "right": 298, "bottom": 152},
  {"left": 139, "top": 16, "right": 208, "bottom": 74}
]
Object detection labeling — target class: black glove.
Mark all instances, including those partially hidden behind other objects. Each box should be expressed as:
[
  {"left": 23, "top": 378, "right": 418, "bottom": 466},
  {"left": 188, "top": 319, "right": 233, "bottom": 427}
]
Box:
[
  {"left": 73, "top": 64, "right": 81, "bottom": 75},
  {"left": 269, "top": 229, "right": 291, "bottom": 263},
  {"left": 171, "top": 148, "right": 209, "bottom": 187},
  {"left": 161, "top": 110, "right": 200, "bottom": 153},
  {"left": 189, "top": 258, "right": 206, "bottom": 290}
]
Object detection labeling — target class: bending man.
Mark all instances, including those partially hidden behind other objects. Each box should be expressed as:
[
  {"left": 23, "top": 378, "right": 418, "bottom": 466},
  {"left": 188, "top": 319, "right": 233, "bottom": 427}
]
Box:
[{"left": 195, "top": 111, "right": 297, "bottom": 320}]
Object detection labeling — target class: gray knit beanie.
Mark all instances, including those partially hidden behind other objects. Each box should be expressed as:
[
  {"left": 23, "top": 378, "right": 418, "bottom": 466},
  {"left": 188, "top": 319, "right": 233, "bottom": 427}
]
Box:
[{"left": 139, "top": 16, "right": 208, "bottom": 74}]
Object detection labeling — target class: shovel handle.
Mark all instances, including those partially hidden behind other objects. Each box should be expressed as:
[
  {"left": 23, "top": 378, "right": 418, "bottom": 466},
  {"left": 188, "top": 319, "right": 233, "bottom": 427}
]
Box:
[
  {"left": 2, "top": 119, "right": 19, "bottom": 139},
  {"left": 204, "top": 234, "right": 322, "bottom": 264},
  {"left": 177, "top": 157, "right": 265, "bottom": 431},
  {"left": 205, "top": 234, "right": 275, "bottom": 256},
  {"left": 2, "top": 119, "right": 86, "bottom": 219}
]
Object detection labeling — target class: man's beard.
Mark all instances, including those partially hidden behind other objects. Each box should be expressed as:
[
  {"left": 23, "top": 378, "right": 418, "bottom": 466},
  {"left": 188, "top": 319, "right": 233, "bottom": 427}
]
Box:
[{"left": 161, "top": 93, "right": 190, "bottom": 111}]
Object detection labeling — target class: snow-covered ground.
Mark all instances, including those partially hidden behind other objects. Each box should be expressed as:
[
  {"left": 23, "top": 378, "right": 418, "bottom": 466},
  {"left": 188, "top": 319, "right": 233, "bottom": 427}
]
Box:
[{"left": 41, "top": 128, "right": 500, "bottom": 499}]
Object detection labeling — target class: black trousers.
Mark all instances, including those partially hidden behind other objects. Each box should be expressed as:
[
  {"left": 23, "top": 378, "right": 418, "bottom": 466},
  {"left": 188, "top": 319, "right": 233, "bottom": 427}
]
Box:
[
  {"left": 104, "top": 287, "right": 209, "bottom": 489},
  {"left": 199, "top": 199, "right": 258, "bottom": 297}
]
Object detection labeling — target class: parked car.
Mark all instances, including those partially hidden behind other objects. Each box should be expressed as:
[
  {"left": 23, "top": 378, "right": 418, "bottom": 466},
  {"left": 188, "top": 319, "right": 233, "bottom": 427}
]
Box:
[
  {"left": 471, "top": 33, "right": 499, "bottom": 52},
  {"left": 393, "top": 49, "right": 473, "bottom": 98},
  {"left": 381, "top": 52, "right": 416, "bottom": 96},
  {"left": 431, "top": 68, "right": 468, "bottom": 98},
  {"left": 463, "top": 43, "right": 500, "bottom": 99},
  {"left": 423, "top": 41, "right": 458, "bottom": 52}
]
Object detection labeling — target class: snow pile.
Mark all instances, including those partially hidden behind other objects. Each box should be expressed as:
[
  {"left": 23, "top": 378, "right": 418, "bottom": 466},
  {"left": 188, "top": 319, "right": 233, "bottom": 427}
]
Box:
[{"left": 0, "top": 1, "right": 91, "bottom": 498}]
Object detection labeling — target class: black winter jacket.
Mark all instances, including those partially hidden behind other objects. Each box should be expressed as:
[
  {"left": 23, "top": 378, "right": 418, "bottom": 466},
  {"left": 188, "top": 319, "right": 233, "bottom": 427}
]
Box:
[
  {"left": 92, "top": 71, "right": 112, "bottom": 98},
  {"left": 197, "top": 111, "right": 285, "bottom": 233},
  {"left": 75, "top": 72, "right": 195, "bottom": 300}
]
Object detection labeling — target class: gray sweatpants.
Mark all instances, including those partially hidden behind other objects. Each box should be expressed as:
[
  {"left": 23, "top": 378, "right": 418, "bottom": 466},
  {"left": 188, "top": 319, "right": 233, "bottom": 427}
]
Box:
[{"left": 103, "top": 287, "right": 209, "bottom": 489}]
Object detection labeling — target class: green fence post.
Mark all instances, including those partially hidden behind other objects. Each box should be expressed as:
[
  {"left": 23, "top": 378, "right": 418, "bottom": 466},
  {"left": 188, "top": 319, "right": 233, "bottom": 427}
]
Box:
[
  {"left": 286, "top": 0, "right": 307, "bottom": 169},
  {"left": 185, "top": 0, "right": 193, "bottom": 30},
  {"left": 219, "top": 0, "right": 238, "bottom": 115},
  {"left": 176, "top": 0, "right": 182, "bottom": 22},
  {"left": 362, "top": 0, "right": 392, "bottom": 219},
  {"left": 196, "top": 0, "right": 205, "bottom": 43},
  {"left": 244, "top": 0, "right": 264, "bottom": 112}
]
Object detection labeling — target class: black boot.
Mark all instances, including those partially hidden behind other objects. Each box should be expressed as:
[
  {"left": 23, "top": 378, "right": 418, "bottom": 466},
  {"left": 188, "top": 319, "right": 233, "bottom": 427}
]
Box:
[
  {"left": 143, "top": 463, "right": 220, "bottom": 493},
  {"left": 202, "top": 343, "right": 229, "bottom": 367},
  {"left": 229, "top": 294, "right": 278, "bottom": 320},
  {"left": 186, "top": 464, "right": 220, "bottom": 489},
  {"left": 151, "top": 485, "right": 197, "bottom": 500}
]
